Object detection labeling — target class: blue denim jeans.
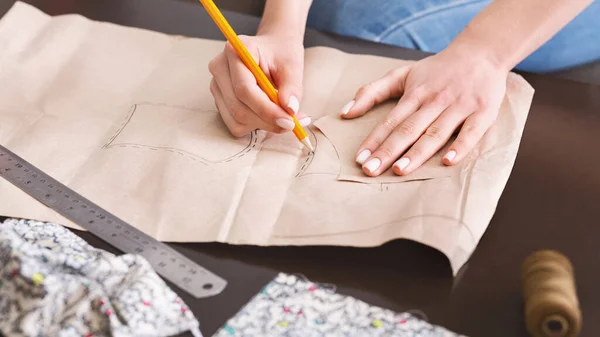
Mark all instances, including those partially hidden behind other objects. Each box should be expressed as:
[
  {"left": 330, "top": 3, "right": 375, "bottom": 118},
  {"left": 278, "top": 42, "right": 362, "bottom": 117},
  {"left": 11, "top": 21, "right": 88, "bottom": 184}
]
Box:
[{"left": 307, "top": 0, "right": 600, "bottom": 73}]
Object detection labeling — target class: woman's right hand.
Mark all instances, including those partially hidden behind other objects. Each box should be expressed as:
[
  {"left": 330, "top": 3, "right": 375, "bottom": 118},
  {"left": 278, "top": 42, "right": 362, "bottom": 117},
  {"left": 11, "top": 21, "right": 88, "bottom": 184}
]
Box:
[{"left": 208, "top": 33, "right": 310, "bottom": 137}]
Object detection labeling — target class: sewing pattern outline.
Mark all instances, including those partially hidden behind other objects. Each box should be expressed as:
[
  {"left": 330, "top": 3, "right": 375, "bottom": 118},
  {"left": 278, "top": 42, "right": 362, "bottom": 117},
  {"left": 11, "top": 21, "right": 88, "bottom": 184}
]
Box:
[
  {"left": 102, "top": 103, "right": 259, "bottom": 165},
  {"left": 295, "top": 127, "right": 318, "bottom": 178}
]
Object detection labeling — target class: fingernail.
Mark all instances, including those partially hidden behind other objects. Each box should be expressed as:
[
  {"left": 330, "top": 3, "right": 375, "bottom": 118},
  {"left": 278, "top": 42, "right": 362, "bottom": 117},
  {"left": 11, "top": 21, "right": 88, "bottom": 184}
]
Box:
[
  {"left": 276, "top": 118, "right": 295, "bottom": 131},
  {"left": 287, "top": 96, "right": 299, "bottom": 116},
  {"left": 394, "top": 157, "right": 410, "bottom": 171},
  {"left": 355, "top": 149, "right": 371, "bottom": 164},
  {"left": 363, "top": 158, "right": 381, "bottom": 173},
  {"left": 340, "top": 100, "right": 355, "bottom": 115},
  {"left": 299, "top": 116, "right": 312, "bottom": 126},
  {"left": 444, "top": 150, "right": 457, "bottom": 163}
]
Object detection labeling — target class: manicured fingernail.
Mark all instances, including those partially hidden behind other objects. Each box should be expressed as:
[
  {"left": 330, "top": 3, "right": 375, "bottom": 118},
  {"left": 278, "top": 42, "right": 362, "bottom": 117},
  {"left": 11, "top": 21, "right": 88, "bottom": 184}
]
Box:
[
  {"left": 340, "top": 100, "right": 355, "bottom": 115},
  {"left": 444, "top": 150, "right": 457, "bottom": 163},
  {"left": 394, "top": 157, "right": 410, "bottom": 171},
  {"left": 299, "top": 116, "right": 312, "bottom": 126},
  {"left": 363, "top": 158, "right": 381, "bottom": 173},
  {"left": 287, "top": 96, "right": 299, "bottom": 115},
  {"left": 355, "top": 149, "right": 371, "bottom": 164},
  {"left": 276, "top": 118, "right": 295, "bottom": 131}
]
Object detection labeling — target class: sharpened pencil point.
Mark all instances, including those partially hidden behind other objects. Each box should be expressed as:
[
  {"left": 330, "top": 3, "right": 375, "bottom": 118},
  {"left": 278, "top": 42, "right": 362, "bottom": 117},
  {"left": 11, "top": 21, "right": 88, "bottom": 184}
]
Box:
[{"left": 301, "top": 138, "right": 315, "bottom": 153}]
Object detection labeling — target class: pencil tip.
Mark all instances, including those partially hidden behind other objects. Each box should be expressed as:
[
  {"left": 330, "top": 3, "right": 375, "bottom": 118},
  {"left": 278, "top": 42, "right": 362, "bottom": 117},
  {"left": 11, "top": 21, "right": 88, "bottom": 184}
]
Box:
[{"left": 301, "top": 138, "right": 315, "bottom": 152}]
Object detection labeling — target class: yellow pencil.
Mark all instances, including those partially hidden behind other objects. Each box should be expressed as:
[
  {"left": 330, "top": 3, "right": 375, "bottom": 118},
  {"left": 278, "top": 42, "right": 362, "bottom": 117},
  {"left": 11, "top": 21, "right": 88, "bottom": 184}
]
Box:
[{"left": 198, "top": 0, "right": 314, "bottom": 152}]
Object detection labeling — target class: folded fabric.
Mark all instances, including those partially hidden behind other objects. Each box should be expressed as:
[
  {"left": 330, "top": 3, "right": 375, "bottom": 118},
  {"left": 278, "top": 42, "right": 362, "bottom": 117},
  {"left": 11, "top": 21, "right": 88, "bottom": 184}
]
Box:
[
  {"left": 214, "top": 273, "right": 465, "bottom": 337},
  {"left": 0, "top": 218, "right": 202, "bottom": 337}
]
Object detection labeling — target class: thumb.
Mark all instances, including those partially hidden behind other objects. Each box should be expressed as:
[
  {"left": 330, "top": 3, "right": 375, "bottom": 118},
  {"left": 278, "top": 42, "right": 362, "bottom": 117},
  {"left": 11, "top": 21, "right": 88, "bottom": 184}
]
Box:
[{"left": 274, "top": 63, "right": 304, "bottom": 116}]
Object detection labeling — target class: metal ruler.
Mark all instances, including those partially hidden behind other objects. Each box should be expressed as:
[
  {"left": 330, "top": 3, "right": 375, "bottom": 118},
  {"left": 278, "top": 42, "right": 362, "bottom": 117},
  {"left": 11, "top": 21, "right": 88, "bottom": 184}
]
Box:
[{"left": 0, "top": 145, "right": 227, "bottom": 299}]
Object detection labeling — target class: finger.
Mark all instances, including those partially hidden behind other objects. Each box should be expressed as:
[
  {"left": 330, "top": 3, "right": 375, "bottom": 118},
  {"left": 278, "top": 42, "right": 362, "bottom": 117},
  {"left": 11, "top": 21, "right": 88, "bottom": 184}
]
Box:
[
  {"left": 340, "top": 66, "right": 410, "bottom": 119},
  {"left": 210, "top": 53, "right": 251, "bottom": 125},
  {"left": 361, "top": 100, "right": 448, "bottom": 176},
  {"left": 296, "top": 113, "right": 312, "bottom": 127},
  {"left": 210, "top": 79, "right": 249, "bottom": 137},
  {"left": 443, "top": 110, "right": 497, "bottom": 165},
  {"left": 216, "top": 52, "right": 296, "bottom": 132},
  {"left": 225, "top": 44, "right": 293, "bottom": 128},
  {"left": 354, "top": 92, "right": 421, "bottom": 166},
  {"left": 392, "top": 105, "right": 469, "bottom": 175},
  {"left": 272, "top": 60, "right": 304, "bottom": 116},
  {"left": 211, "top": 79, "right": 285, "bottom": 136}
]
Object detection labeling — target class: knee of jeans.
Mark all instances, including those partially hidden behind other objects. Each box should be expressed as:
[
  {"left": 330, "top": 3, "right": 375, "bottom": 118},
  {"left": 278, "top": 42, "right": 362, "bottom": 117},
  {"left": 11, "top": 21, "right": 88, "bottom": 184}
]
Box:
[
  {"left": 377, "top": 29, "right": 424, "bottom": 51},
  {"left": 517, "top": 50, "right": 600, "bottom": 73},
  {"left": 516, "top": 1, "right": 600, "bottom": 72},
  {"left": 307, "top": 0, "right": 349, "bottom": 32},
  {"left": 517, "top": 35, "right": 600, "bottom": 72}
]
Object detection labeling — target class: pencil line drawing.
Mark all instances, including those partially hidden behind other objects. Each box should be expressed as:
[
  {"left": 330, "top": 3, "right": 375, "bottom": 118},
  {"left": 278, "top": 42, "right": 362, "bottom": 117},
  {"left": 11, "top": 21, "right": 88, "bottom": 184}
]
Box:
[
  {"left": 103, "top": 103, "right": 259, "bottom": 165},
  {"left": 295, "top": 125, "right": 340, "bottom": 178},
  {"left": 273, "top": 214, "right": 475, "bottom": 241},
  {"left": 295, "top": 127, "right": 317, "bottom": 177},
  {"left": 103, "top": 103, "right": 326, "bottom": 177}
]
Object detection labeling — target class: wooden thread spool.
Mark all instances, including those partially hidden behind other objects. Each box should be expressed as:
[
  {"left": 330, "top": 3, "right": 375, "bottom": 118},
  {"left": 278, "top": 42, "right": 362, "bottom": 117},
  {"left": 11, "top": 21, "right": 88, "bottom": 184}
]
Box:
[{"left": 522, "top": 250, "right": 582, "bottom": 337}]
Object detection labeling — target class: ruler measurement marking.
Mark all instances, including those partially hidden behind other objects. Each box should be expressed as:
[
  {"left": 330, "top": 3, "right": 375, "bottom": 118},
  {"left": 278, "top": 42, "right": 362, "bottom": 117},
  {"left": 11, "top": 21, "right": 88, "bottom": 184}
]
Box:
[{"left": 0, "top": 145, "right": 226, "bottom": 298}]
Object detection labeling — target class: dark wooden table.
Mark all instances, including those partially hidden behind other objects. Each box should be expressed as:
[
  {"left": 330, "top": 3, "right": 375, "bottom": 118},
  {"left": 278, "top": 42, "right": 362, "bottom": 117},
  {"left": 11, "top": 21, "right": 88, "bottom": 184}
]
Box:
[{"left": 1, "top": 1, "right": 599, "bottom": 336}]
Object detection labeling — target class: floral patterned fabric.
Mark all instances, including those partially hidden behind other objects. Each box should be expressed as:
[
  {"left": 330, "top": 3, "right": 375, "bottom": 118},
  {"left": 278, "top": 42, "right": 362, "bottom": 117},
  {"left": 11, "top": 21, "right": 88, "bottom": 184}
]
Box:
[
  {"left": 214, "top": 273, "right": 466, "bottom": 337},
  {"left": 0, "top": 218, "right": 202, "bottom": 337},
  {"left": 0, "top": 218, "right": 465, "bottom": 337}
]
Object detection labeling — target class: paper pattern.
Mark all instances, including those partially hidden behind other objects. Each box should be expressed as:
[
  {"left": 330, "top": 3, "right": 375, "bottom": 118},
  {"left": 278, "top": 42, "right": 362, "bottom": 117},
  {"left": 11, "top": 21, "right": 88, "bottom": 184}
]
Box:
[
  {"left": 315, "top": 102, "right": 465, "bottom": 183},
  {"left": 0, "top": 3, "right": 534, "bottom": 274}
]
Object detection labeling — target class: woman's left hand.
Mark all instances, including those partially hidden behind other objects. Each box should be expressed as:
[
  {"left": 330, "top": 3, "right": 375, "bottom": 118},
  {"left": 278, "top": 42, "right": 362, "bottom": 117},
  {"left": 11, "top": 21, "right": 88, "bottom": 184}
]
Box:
[{"left": 341, "top": 48, "right": 508, "bottom": 176}]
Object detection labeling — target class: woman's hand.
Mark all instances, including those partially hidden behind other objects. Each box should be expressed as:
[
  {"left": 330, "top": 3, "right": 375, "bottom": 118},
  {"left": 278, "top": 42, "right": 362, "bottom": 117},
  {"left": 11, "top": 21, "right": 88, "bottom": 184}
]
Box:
[
  {"left": 208, "top": 33, "right": 311, "bottom": 137},
  {"left": 341, "top": 48, "right": 508, "bottom": 176}
]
